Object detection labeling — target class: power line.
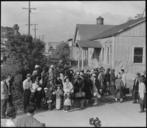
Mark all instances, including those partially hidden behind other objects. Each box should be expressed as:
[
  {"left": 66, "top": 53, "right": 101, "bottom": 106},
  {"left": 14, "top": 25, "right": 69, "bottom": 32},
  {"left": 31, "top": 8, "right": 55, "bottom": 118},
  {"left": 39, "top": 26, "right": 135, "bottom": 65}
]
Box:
[
  {"left": 32, "top": 24, "right": 38, "bottom": 40},
  {"left": 22, "top": 1, "right": 36, "bottom": 36}
]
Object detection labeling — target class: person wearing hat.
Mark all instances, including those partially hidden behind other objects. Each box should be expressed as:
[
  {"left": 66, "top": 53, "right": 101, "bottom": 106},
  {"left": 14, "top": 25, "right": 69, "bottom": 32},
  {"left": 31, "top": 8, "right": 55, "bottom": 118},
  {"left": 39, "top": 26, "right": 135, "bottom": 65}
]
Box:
[
  {"left": 30, "top": 77, "right": 42, "bottom": 109},
  {"left": 132, "top": 73, "right": 140, "bottom": 103},
  {"left": 23, "top": 73, "right": 32, "bottom": 113},
  {"left": 98, "top": 69, "right": 105, "bottom": 96},
  {"left": 138, "top": 76, "right": 146, "bottom": 112},
  {"left": 115, "top": 73, "right": 124, "bottom": 102},
  {"left": 110, "top": 69, "right": 116, "bottom": 96},
  {"left": 63, "top": 77, "right": 73, "bottom": 111},
  {"left": 32, "top": 65, "right": 41, "bottom": 83},
  {"left": 48, "top": 65, "right": 55, "bottom": 89},
  {"left": 1, "top": 75, "right": 13, "bottom": 118},
  {"left": 104, "top": 68, "right": 111, "bottom": 95},
  {"left": 91, "top": 73, "right": 101, "bottom": 106}
]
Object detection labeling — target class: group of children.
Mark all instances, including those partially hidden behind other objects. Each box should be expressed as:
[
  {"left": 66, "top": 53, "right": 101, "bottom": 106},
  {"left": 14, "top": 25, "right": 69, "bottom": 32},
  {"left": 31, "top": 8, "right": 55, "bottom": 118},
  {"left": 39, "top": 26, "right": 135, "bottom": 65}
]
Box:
[{"left": 44, "top": 77, "right": 73, "bottom": 112}]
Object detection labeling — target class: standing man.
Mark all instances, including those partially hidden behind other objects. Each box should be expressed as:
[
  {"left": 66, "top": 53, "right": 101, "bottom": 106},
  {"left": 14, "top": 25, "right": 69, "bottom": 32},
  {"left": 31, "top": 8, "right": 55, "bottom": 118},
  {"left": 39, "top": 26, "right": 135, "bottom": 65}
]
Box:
[
  {"left": 48, "top": 65, "right": 54, "bottom": 88},
  {"left": 23, "top": 74, "right": 32, "bottom": 113},
  {"left": 8, "top": 76, "right": 14, "bottom": 107},
  {"left": 121, "top": 69, "right": 127, "bottom": 87},
  {"left": 121, "top": 69, "right": 127, "bottom": 98},
  {"left": 98, "top": 68, "right": 105, "bottom": 96},
  {"left": 1, "top": 75, "right": 12, "bottom": 118},
  {"left": 104, "top": 68, "right": 111, "bottom": 95},
  {"left": 132, "top": 73, "right": 140, "bottom": 103}
]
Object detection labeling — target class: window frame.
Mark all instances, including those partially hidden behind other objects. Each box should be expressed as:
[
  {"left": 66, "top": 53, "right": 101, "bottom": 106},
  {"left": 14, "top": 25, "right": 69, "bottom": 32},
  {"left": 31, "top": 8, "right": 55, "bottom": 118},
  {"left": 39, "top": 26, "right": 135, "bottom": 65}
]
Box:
[{"left": 132, "top": 46, "right": 144, "bottom": 64}]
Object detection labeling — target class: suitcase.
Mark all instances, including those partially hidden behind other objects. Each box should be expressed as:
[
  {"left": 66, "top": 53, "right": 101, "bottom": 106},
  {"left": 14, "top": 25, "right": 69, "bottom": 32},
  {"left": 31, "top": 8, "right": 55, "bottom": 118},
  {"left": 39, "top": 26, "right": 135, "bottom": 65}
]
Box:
[{"left": 123, "top": 87, "right": 130, "bottom": 94}]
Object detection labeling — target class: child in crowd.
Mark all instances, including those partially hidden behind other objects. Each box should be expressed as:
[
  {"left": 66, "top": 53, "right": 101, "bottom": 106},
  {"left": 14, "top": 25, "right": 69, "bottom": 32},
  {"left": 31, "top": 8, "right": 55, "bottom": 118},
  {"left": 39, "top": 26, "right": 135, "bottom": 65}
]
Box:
[
  {"left": 63, "top": 77, "right": 73, "bottom": 112},
  {"left": 54, "top": 84, "right": 63, "bottom": 110},
  {"left": 64, "top": 93, "right": 72, "bottom": 112},
  {"left": 44, "top": 87, "right": 54, "bottom": 110}
]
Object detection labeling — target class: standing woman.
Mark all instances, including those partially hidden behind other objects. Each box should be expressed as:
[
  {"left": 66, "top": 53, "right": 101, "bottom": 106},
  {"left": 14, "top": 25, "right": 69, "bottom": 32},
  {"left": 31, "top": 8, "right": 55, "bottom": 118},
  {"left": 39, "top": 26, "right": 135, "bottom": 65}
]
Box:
[
  {"left": 98, "top": 69, "right": 105, "bottom": 96},
  {"left": 138, "top": 76, "right": 146, "bottom": 113},
  {"left": 23, "top": 74, "right": 32, "bottom": 113},
  {"left": 91, "top": 74, "right": 101, "bottom": 106},
  {"left": 63, "top": 77, "right": 74, "bottom": 112},
  {"left": 110, "top": 69, "right": 116, "bottom": 96},
  {"left": 115, "top": 73, "right": 124, "bottom": 102}
]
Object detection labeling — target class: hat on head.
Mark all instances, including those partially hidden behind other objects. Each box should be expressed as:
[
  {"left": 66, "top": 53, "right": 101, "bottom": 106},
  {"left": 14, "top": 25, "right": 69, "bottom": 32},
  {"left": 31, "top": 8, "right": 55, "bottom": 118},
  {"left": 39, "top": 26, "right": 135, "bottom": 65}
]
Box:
[
  {"left": 50, "top": 65, "right": 54, "bottom": 68},
  {"left": 26, "top": 73, "right": 31, "bottom": 77},
  {"left": 136, "top": 72, "right": 140, "bottom": 76},
  {"left": 44, "top": 87, "right": 48, "bottom": 91},
  {"left": 35, "top": 65, "right": 40, "bottom": 69},
  {"left": 92, "top": 73, "right": 96, "bottom": 77}
]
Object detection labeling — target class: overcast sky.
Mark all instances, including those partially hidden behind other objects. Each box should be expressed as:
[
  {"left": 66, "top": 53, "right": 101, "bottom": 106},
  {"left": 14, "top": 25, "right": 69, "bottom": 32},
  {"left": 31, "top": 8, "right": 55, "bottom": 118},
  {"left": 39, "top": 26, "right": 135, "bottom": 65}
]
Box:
[{"left": 1, "top": 1, "right": 145, "bottom": 42}]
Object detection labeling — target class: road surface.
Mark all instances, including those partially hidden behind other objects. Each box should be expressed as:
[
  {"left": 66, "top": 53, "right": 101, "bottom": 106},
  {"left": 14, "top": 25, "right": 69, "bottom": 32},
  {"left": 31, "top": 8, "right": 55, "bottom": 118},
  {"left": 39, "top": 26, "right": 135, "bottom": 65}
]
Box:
[
  {"left": 1, "top": 96, "right": 146, "bottom": 127},
  {"left": 34, "top": 97, "right": 146, "bottom": 127}
]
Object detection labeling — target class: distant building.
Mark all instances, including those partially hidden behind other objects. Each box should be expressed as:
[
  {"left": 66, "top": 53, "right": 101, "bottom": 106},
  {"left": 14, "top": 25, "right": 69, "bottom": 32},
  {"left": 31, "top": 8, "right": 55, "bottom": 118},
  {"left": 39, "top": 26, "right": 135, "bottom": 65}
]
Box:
[{"left": 45, "top": 42, "right": 61, "bottom": 56}]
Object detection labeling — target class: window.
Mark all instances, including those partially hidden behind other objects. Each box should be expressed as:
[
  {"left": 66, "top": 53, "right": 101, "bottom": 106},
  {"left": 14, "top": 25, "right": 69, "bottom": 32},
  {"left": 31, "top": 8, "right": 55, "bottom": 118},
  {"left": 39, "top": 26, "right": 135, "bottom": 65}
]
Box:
[
  {"left": 107, "top": 47, "right": 109, "bottom": 64},
  {"left": 102, "top": 48, "right": 104, "bottom": 61},
  {"left": 133, "top": 47, "right": 143, "bottom": 63},
  {"left": 93, "top": 48, "right": 101, "bottom": 61}
]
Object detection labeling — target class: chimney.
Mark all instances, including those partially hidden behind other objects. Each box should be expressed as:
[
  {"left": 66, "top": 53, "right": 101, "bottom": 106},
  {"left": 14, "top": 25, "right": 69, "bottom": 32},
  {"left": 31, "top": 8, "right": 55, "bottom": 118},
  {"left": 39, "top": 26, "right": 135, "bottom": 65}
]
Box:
[{"left": 96, "top": 16, "right": 104, "bottom": 25}]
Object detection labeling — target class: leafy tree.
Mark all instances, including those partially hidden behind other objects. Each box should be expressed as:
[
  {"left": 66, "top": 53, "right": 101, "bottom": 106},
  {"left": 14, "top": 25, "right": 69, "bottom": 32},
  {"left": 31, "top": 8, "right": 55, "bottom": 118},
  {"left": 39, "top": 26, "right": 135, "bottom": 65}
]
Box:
[
  {"left": 54, "top": 42, "right": 70, "bottom": 62},
  {"left": 53, "top": 42, "right": 71, "bottom": 74},
  {"left": 2, "top": 35, "right": 46, "bottom": 79},
  {"left": 1, "top": 34, "right": 47, "bottom": 113}
]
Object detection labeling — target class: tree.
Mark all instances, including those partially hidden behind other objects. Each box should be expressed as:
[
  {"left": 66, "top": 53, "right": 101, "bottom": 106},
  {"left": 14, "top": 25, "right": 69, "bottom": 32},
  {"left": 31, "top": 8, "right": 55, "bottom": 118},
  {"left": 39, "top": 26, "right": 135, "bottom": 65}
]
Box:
[
  {"left": 2, "top": 34, "right": 46, "bottom": 80},
  {"left": 53, "top": 42, "right": 71, "bottom": 74},
  {"left": 54, "top": 42, "right": 70, "bottom": 62}
]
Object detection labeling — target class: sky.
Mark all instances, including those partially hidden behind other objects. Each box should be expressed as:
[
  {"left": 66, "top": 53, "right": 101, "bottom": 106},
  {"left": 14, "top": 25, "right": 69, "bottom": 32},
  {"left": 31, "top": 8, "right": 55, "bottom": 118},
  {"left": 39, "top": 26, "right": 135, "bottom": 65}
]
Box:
[{"left": 1, "top": 1, "right": 145, "bottom": 43}]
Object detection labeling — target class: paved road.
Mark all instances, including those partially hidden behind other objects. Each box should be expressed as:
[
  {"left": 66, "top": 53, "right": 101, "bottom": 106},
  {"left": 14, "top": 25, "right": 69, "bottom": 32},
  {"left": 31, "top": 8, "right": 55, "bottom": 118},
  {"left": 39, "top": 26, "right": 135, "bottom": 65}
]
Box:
[
  {"left": 1, "top": 97, "right": 146, "bottom": 127},
  {"left": 34, "top": 98, "right": 146, "bottom": 127}
]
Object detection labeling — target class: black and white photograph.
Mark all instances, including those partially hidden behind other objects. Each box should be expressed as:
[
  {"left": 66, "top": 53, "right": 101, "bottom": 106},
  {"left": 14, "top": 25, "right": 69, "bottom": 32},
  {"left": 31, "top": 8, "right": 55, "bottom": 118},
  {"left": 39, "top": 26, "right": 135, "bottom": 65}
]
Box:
[{"left": 1, "top": 0, "right": 146, "bottom": 127}]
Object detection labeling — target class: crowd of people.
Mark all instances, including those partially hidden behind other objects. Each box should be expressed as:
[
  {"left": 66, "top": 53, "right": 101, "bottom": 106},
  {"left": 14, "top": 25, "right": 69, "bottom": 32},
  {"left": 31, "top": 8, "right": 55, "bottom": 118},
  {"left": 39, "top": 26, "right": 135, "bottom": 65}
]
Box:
[{"left": 1, "top": 64, "right": 146, "bottom": 127}]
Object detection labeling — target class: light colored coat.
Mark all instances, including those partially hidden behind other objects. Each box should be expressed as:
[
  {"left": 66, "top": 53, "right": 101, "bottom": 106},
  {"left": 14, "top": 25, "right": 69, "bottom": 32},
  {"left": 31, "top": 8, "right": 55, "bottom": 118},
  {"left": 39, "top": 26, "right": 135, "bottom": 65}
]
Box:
[
  {"left": 139, "top": 82, "right": 146, "bottom": 99},
  {"left": 1, "top": 80, "right": 9, "bottom": 100}
]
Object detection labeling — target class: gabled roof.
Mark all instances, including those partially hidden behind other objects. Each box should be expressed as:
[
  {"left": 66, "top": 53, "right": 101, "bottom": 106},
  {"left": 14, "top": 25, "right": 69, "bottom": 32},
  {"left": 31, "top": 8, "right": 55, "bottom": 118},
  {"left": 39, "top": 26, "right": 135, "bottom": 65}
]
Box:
[
  {"left": 73, "top": 24, "right": 114, "bottom": 42},
  {"left": 78, "top": 40, "right": 102, "bottom": 48},
  {"left": 89, "top": 17, "right": 146, "bottom": 40}
]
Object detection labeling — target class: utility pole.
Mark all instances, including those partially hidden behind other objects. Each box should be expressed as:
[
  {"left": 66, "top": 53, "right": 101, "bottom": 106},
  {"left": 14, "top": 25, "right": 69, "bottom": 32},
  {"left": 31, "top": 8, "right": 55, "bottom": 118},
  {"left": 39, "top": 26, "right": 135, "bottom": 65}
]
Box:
[
  {"left": 32, "top": 24, "right": 38, "bottom": 40},
  {"left": 22, "top": 1, "right": 36, "bottom": 36}
]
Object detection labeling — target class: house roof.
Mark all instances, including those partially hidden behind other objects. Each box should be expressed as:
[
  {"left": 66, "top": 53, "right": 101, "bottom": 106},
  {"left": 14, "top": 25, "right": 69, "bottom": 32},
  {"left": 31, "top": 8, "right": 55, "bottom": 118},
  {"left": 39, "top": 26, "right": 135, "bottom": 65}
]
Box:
[
  {"left": 89, "top": 17, "right": 146, "bottom": 40},
  {"left": 78, "top": 40, "right": 102, "bottom": 48},
  {"left": 73, "top": 24, "right": 114, "bottom": 42}
]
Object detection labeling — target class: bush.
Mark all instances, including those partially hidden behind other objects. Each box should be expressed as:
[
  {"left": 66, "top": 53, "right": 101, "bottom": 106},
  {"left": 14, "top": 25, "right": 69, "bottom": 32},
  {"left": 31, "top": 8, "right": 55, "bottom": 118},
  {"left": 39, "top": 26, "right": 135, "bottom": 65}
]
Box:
[{"left": 1, "top": 34, "right": 47, "bottom": 114}]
